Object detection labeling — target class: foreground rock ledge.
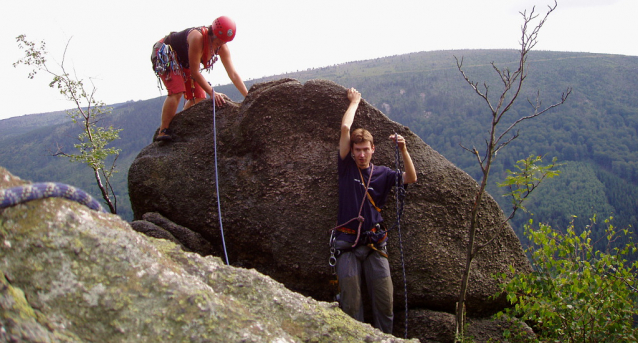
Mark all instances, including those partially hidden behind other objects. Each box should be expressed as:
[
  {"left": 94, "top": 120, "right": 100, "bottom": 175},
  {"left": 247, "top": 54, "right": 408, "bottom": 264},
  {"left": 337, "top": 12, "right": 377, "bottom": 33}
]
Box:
[{"left": 0, "top": 167, "right": 415, "bottom": 342}]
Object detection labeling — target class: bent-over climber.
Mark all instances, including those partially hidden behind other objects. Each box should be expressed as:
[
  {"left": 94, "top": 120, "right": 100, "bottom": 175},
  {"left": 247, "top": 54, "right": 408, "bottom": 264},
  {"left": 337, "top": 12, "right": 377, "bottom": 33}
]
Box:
[
  {"left": 333, "top": 88, "right": 417, "bottom": 334},
  {"left": 151, "top": 16, "right": 249, "bottom": 141}
]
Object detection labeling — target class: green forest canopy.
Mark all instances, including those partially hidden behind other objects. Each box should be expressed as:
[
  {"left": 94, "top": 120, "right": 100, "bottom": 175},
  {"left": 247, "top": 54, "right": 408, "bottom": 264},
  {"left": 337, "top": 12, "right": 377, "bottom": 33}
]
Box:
[{"left": 1, "top": 49, "right": 637, "bottom": 248}]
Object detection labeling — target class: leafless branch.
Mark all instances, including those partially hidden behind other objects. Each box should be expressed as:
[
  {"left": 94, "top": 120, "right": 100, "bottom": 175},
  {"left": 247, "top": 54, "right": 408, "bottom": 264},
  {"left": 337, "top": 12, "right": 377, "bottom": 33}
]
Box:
[
  {"left": 454, "top": 56, "right": 497, "bottom": 114},
  {"left": 49, "top": 142, "right": 70, "bottom": 157},
  {"left": 494, "top": 130, "right": 520, "bottom": 155},
  {"left": 496, "top": 88, "right": 572, "bottom": 145},
  {"left": 454, "top": 1, "right": 566, "bottom": 339}
]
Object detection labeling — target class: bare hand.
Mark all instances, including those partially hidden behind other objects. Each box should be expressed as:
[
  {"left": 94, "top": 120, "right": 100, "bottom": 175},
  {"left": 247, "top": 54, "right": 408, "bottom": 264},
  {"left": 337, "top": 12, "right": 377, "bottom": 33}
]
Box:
[
  {"left": 213, "top": 92, "right": 227, "bottom": 107},
  {"left": 347, "top": 88, "right": 361, "bottom": 104},
  {"left": 389, "top": 134, "right": 407, "bottom": 150}
]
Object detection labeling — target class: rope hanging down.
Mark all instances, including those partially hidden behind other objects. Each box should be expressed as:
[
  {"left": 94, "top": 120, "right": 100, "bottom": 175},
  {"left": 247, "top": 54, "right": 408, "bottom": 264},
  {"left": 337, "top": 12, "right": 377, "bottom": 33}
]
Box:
[
  {"left": 393, "top": 132, "right": 409, "bottom": 339},
  {"left": 212, "top": 89, "right": 230, "bottom": 265}
]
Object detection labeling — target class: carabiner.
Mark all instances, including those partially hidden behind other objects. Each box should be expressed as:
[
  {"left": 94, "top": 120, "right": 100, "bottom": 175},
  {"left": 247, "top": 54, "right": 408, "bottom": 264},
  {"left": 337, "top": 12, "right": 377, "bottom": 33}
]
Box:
[
  {"left": 329, "top": 256, "right": 337, "bottom": 267},
  {"left": 329, "top": 246, "right": 337, "bottom": 267}
]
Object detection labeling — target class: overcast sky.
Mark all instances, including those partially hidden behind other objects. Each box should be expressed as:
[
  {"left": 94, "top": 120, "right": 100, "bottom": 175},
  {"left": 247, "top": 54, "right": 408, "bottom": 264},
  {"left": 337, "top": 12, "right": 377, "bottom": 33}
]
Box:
[{"left": 1, "top": 0, "right": 635, "bottom": 121}]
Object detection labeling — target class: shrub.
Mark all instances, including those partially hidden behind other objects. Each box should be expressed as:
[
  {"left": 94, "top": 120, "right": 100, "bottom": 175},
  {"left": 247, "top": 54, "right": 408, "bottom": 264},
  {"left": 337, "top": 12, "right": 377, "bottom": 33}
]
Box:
[{"left": 496, "top": 217, "right": 638, "bottom": 342}]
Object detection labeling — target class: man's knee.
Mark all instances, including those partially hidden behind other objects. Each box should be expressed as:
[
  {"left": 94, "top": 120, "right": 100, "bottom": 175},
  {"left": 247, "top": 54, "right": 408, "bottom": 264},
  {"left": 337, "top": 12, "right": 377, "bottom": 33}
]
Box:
[
  {"left": 372, "top": 276, "right": 393, "bottom": 311},
  {"left": 339, "top": 275, "right": 363, "bottom": 321},
  {"left": 370, "top": 275, "right": 394, "bottom": 334}
]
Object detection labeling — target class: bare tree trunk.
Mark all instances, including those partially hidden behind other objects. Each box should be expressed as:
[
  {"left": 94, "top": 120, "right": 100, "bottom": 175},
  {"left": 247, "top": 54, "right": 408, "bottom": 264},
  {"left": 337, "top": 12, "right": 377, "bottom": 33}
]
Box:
[
  {"left": 452, "top": 2, "right": 570, "bottom": 341},
  {"left": 93, "top": 168, "right": 116, "bottom": 214}
]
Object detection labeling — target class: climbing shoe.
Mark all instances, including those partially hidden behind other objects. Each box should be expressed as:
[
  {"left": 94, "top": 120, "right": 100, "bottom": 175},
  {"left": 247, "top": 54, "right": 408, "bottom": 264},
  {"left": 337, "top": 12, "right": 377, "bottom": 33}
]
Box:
[{"left": 155, "top": 128, "right": 172, "bottom": 141}]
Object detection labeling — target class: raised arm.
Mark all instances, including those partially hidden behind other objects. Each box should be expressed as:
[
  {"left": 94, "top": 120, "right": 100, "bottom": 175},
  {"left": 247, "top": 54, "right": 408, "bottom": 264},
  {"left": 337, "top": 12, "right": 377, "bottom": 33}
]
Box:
[
  {"left": 390, "top": 134, "right": 417, "bottom": 184},
  {"left": 339, "top": 88, "right": 361, "bottom": 160}
]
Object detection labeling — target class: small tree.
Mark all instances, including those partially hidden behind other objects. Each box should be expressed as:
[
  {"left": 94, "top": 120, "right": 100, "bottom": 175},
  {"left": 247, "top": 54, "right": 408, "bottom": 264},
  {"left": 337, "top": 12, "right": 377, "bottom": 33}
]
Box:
[
  {"left": 452, "top": 2, "right": 572, "bottom": 340},
  {"left": 496, "top": 217, "right": 638, "bottom": 342},
  {"left": 14, "top": 35, "right": 121, "bottom": 214}
]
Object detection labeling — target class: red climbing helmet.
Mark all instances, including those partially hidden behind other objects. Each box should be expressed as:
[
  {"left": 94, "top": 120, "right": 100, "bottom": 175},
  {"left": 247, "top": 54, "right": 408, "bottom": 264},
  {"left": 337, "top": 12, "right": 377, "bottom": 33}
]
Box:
[{"left": 211, "top": 16, "right": 236, "bottom": 42}]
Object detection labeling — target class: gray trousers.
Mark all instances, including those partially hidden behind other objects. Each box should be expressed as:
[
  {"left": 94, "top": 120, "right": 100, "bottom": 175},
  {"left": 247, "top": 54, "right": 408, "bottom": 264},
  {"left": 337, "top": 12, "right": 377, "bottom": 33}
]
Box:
[{"left": 334, "top": 240, "right": 394, "bottom": 334}]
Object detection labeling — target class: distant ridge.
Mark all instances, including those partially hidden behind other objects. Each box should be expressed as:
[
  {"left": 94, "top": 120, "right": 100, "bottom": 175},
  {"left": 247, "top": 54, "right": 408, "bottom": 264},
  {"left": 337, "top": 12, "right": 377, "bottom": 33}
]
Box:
[
  {"left": 0, "top": 100, "right": 146, "bottom": 140},
  {"left": 0, "top": 111, "right": 68, "bottom": 139},
  {"left": 0, "top": 49, "right": 636, "bottom": 244}
]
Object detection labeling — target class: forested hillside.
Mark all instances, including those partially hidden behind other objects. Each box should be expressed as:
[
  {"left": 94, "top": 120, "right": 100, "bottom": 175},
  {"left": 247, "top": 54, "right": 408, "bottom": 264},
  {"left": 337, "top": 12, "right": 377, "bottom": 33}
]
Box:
[
  {"left": 1, "top": 49, "right": 637, "bottom": 246},
  {"left": 257, "top": 50, "right": 638, "bottom": 244}
]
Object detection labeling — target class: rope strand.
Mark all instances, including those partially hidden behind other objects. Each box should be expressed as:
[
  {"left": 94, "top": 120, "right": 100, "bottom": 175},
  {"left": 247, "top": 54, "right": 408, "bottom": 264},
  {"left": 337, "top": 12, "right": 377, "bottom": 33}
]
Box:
[
  {"left": 394, "top": 132, "right": 409, "bottom": 339},
  {"left": 212, "top": 89, "right": 230, "bottom": 265}
]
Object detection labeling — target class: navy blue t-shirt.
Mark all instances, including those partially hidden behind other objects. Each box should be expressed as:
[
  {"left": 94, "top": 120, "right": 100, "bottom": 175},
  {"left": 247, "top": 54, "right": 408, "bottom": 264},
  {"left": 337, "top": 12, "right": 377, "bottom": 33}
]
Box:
[{"left": 336, "top": 152, "right": 401, "bottom": 243}]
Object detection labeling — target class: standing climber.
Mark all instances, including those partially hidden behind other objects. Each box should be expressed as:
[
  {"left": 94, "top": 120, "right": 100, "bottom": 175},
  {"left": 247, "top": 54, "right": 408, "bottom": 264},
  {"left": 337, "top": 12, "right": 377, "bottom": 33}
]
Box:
[
  {"left": 151, "top": 16, "right": 249, "bottom": 141},
  {"left": 333, "top": 88, "right": 417, "bottom": 334}
]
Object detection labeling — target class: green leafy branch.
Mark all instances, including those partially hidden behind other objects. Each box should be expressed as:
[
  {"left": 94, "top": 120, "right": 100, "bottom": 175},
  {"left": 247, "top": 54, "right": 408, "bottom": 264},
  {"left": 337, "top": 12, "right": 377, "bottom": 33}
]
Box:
[
  {"left": 498, "top": 155, "right": 561, "bottom": 214},
  {"left": 496, "top": 217, "right": 638, "bottom": 342},
  {"left": 14, "top": 34, "right": 121, "bottom": 214}
]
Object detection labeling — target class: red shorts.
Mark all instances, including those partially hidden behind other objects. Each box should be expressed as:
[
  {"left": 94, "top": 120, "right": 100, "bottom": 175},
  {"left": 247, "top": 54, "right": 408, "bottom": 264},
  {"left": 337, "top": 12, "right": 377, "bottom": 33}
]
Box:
[{"left": 160, "top": 68, "right": 206, "bottom": 101}]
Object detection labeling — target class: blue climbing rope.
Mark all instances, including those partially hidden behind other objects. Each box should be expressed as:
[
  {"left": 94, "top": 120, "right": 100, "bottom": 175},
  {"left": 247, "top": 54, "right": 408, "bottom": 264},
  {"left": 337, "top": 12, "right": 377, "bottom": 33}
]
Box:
[
  {"left": 393, "top": 132, "right": 409, "bottom": 339},
  {"left": 0, "top": 182, "right": 107, "bottom": 213},
  {"left": 212, "top": 89, "right": 230, "bottom": 265}
]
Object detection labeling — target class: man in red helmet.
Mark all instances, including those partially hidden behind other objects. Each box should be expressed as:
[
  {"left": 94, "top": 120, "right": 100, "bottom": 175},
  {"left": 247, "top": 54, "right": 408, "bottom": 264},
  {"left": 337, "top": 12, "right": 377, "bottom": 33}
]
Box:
[{"left": 151, "top": 16, "right": 248, "bottom": 141}]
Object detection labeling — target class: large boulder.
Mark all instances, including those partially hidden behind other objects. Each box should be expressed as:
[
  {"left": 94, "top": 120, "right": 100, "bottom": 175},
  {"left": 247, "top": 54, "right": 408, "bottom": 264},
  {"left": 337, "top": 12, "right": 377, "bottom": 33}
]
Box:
[
  {"left": 128, "top": 79, "right": 532, "bottom": 334},
  {"left": 0, "top": 167, "right": 414, "bottom": 342}
]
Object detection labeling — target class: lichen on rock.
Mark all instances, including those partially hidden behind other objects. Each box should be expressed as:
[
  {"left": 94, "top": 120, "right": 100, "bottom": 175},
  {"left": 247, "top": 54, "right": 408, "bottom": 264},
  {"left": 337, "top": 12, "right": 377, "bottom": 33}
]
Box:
[{"left": 0, "top": 166, "right": 413, "bottom": 342}]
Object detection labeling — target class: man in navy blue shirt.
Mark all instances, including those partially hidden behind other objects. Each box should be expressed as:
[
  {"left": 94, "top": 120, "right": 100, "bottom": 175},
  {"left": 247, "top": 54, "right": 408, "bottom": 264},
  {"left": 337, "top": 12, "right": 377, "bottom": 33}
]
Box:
[{"left": 334, "top": 88, "right": 417, "bottom": 333}]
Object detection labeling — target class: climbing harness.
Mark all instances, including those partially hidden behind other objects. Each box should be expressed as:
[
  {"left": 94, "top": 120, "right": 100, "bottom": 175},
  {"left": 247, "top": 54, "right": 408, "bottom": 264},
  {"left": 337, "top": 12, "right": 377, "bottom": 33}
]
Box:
[
  {"left": 212, "top": 88, "right": 230, "bottom": 265},
  {"left": 329, "top": 164, "right": 376, "bottom": 249}
]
